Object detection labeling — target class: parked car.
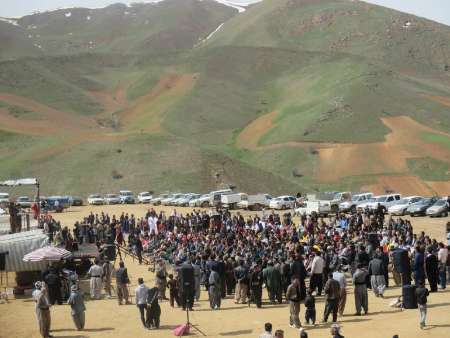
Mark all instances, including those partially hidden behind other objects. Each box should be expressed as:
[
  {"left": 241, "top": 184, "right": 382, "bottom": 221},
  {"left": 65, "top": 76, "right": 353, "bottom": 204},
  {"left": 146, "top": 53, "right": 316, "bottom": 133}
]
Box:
[
  {"left": 189, "top": 194, "right": 210, "bottom": 207},
  {"left": 388, "top": 196, "right": 423, "bottom": 216},
  {"left": 104, "top": 194, "right": 121, "bottom": 205},
  {"left": 176, "top": 194, "right": 200, "bottom": 207},
  {"left": 426, "top": 199, "right": 449, "bottom": 217},
  {"left": 0, "top": 193, "right": 10, "bottom": 204},
  {"left": 161, "top": 193, "right": 182, "bottom": 206},
  {"left": 365, "top": 194, "right": 402, "bottom": 212},
  {"left": 269, "top": 196, "right": 296, "bottom": 210},
  {"left": 88, "top": 194, "right": 104, "bottom": 205},
  {"left": 16, "top": 196, "right": 32, "bottom": 208},
  {"left": 119, "top": 190, "right": 135, "bottom": 204},
  {"left": 339, "top": 193, "right": 373, "bottom": 213},
  {"left": 168, "top": 194, "right": 188, "bottom": 206},
  {"left": 70, "top": 196, "right": 84, "bottom": 206},
  {"left": 138, "top": 192, "right": 153, "bottom": 204},
  {"left": 357, "top": 197, "right": 377, "bottom": 212},
  {"left": 150, "top": 194, "right": 169, "bottom": 205},
  {"left": 407, "top": 197, "right": 439, "bottom": 216},
  {"left": 237, "top": 193, "right": 272, "bottom": 210},
  {"left": 296, "top": 200, "right": 331, "bottom": 216}
]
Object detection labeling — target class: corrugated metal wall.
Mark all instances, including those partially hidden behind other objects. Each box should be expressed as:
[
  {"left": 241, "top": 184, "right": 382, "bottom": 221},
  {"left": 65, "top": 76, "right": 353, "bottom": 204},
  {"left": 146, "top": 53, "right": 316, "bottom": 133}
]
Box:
[{"left": 0, "top": 230, "right": 49, "bottom": 272}]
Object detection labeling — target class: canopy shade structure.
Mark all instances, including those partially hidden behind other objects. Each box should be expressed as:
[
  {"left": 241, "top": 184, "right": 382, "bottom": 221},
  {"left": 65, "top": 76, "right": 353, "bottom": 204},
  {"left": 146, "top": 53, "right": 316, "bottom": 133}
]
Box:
[
  {"left": 23, "top": 246, "right": 72, "bottom": 262},
  {"left": 0, "top": 178, "right": 38, "bottom": 186}
]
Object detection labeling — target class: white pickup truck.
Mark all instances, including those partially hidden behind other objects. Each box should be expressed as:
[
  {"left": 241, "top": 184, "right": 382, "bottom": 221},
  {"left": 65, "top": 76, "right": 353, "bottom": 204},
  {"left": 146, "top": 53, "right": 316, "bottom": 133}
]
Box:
[
  {"left": 221, "top": 193, "right": 246, "bottom": 209},
  {"left": 295, "top": 200, "right": 331, "bottom": 216},
  {"left": 237, "top": 193, "right": 272, "bottom": 210}
]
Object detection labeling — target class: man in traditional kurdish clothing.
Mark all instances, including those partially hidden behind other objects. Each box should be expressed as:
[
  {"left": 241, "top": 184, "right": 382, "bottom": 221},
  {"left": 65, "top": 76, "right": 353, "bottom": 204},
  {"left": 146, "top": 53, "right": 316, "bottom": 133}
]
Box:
[
  {"left": 67, "top": 285, "right": 86, "bottom": 330},
  {"left": 33, "top": 282, "right": 52, "bottom": 338},
  {"left": 88, "top": 258, "right": 103, "bottom": 299},
  {"left": 102, "top": 258, "right": 113, "bottom": 298},
  {"left": 155, "top": 260, "right": 168, "bottom": 300}
]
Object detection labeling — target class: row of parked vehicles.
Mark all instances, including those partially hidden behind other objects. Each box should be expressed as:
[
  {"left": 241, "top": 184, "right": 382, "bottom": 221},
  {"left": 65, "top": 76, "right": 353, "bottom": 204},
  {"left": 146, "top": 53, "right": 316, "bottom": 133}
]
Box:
[
  {"left": 295, "top": 192, "right": 449, "bottom": 218},
  {"left": 0, "top": 193, "right": 83, "bottom": 211}
]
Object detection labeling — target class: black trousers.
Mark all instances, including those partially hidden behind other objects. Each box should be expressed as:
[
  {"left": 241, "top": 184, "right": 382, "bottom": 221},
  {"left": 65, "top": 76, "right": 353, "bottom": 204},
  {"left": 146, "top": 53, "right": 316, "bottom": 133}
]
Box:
[
  {"left": 48, "top": 285, "right": 62, "bottom": 305},
  {"left": 310, "top": 274, "right": 323, "bottom": 295},
  {"left": 305, "top": 309, "right": 316, "bottom": 324},
  {"left": 251, "top": 287, "right": 262, "bottom": 308},
  {"left": 324, "top": 299, "right": 338, "bottom": 322},
  {"left": 137, "top": 304, "right": 147, "bottom": 327}
]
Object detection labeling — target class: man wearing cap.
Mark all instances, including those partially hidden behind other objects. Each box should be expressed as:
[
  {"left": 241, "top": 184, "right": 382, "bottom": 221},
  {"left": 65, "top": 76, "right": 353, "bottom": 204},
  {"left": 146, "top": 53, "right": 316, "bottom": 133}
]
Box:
[{"left": 67, "top": 285, "right": 86, "bottom": 330}]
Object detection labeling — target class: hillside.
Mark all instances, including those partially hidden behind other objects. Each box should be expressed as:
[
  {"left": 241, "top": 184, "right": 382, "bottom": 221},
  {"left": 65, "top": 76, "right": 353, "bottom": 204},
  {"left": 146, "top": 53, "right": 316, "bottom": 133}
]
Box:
[{"left": 0, "top": 0, "right": 450, "bottom": 196}]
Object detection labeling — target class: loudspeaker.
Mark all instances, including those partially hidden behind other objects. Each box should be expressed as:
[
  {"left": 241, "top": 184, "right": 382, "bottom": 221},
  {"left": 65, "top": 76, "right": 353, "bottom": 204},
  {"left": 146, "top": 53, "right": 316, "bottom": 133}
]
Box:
[
  {"left": 180, "top": 263, "right": 194, "bottom": 291},
  {"left": 393, "top": 249, "right": 410, "bottom": 274},
  {"left": 402, "top": 284, "right": 418, "bottom": 309}
]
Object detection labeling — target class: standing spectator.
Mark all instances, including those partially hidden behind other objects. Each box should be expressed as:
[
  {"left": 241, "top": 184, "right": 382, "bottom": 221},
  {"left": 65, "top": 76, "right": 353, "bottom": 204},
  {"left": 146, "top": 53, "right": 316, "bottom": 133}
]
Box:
[
  {"left": 323, "top": 272, "right": 340, "bottom": 323},
  {"left": 88, "top": 258, "right": 103, "bottom": 300},
  {"left": 33, "top": 282, "right": 52, "bottom": 338},
  {"left": 155, "top": 260, "right": 168, "bottom": 300},
  {"left": 425, "top": 246, "right": 439, "bottom": 292},
  {"left": 102, "top": 259, "right": 113, "bottom": 298},
  {"left": 234, "top": 260, "right": 249, "bottom": 304},
  {"left": 368, "top": 252, "right": 386, "bottom": 297},
  {"left": 437, "top": 242, "right": 448, "bottom": 289},
  {"left": 309, "top": 251, "right": 325, "bottom": 296},
  {"left": 263, "top": 261, "right": 282, "bottom": 304},
  {"left": 167, "top": 274, "right": 179, "bottom": 307},
  {"left": 304, "top": 289, "right": 316, "bottom": 325},
  {"left": 209, "top": 265, "right": 221, "bottom": 310},
  {"left": 67, "top": 285, "right": 86, "bottom": 331},
  {"left": 415, "top": 280, "right": 429, "bottom": 329},
  {"left": 45, "top": 266, "right": 62, "bottom": 305},
  {"left": 353, "top": 264, "right": 369, "bottom": 315},
  {"left": 413, "top": 246, "right": 425, "bottom": 286},
  {"left": 135, "top": 278, "right": 149, "bottom": 329},
  {"left": 116, "top": 261, "right": 131, "bottom": 305},
  {"left": 286, "top": 278, "right": 302, "bottom": 328},
  {"left": 332, "top": 265, "right": 347, "bottom": 316}
]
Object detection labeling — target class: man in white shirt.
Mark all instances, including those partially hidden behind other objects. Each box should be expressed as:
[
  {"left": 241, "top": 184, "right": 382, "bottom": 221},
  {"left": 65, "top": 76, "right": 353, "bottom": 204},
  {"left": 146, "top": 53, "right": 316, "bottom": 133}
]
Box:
[
  {"left": 148, "top": 216, "right": 158, "bottom": 235},
  {"left": 309, "top": 251, "right": 325, "bottom": 296},
  {"left": 135, "top": 278, "right": 149, "bottom": 329},
  {"left": 437, "top": 243, "right": 448, "bottom": 289},
  {"left": 332, "top": 265, "right": 347, "bottom": 316}
]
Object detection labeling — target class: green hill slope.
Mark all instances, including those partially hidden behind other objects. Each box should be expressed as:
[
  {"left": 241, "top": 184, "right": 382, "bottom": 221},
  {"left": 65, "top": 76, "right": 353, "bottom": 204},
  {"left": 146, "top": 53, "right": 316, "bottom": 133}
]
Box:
[{"left": 1, "top": 0, "right": 450, "bottom": 196}]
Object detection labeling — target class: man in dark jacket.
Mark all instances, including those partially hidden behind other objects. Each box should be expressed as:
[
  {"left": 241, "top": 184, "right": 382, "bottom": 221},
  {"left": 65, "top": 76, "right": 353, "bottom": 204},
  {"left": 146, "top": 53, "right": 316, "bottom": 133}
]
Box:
[
  {"left": 368, "top": 253, "right": 386, "bottom": 297},
  {"left": 425, "top": 247, "right": 439, "bottom": 292},
  {"left": 323, "top": 272, "right": 340, "bottom": 323},
  {"left": 415, "top": 280, "right": 429, "bottom": 329},
  {"left": 45, "top": 267, "right": 62, "bottom": 305},
  {"left": 263, "top": 261, "right": 282, "bottom": 304},
  {"left": 249, "top": 263, "right": 263, "bottom": 308},
  {"left": 234, "top": 260, "right": 249, "bottom": 304}
]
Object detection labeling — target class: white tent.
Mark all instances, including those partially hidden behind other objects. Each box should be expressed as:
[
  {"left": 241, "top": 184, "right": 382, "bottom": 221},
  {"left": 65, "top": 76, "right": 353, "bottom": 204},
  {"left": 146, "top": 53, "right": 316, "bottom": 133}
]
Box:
[
  {"left": 0, "top": 230, "right": 49, "bottom": 272},
  {"left": 0, "top": 178, "right": 38, "bottom": 186}
]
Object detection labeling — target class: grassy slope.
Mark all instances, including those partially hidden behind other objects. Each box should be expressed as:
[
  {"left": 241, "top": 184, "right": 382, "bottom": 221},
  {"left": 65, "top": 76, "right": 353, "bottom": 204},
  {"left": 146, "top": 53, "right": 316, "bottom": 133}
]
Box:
[{"left": 1, "top": 0, "right": 450, "bottom": 195}]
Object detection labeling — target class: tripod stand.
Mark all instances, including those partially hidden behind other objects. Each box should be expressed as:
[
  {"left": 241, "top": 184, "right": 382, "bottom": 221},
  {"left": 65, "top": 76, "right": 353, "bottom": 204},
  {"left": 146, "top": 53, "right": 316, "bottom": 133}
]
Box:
[{"left": 185, "top": 303, "right": 206, "bottom": 336}]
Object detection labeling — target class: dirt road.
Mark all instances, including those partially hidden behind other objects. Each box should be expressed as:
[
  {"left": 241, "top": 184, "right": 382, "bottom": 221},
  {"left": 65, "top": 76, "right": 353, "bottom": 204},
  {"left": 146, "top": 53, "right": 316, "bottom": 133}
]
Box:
[{"left": 1, "top": 204, "right": 449, "bottom": 338}]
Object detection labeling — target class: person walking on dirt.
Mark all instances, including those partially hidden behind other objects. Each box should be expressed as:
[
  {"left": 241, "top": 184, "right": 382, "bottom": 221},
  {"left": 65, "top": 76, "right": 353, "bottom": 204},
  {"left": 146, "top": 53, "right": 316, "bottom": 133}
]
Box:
[
  {"left": 67, "top": 285, "right": 86, "bottom": 331},
  {"left": 116, "top": 261, "right": 131, "bottom": 305}
]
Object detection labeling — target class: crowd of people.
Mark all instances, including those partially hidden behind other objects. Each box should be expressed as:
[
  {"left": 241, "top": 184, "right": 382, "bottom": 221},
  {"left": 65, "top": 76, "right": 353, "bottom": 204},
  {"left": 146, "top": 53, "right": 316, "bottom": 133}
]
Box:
[{"left": 32, "top": 206, "right": 450, "bottom": 338}]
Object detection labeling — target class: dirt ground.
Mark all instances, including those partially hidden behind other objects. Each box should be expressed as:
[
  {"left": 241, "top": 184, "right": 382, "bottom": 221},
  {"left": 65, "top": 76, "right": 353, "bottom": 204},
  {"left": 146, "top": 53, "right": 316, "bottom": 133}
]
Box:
[{"left": 1, "top": 204, "right": 450, "bottom": 338}]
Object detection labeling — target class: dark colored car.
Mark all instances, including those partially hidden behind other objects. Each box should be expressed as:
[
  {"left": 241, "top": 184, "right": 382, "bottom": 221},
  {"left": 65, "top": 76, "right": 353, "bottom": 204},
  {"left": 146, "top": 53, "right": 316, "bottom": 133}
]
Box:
[
  {"left": 70, "top": 196, "right": 84, "bottom": 206},
  {"left": 407, "top": 197, "right": 438, "bottom": 216}
]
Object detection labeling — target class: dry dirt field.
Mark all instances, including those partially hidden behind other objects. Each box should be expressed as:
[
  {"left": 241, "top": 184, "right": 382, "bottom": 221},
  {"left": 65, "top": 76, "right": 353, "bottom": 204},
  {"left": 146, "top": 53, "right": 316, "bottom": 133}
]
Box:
[{"left": 1, "top": 204, "right": 450, "bottom": 338}]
